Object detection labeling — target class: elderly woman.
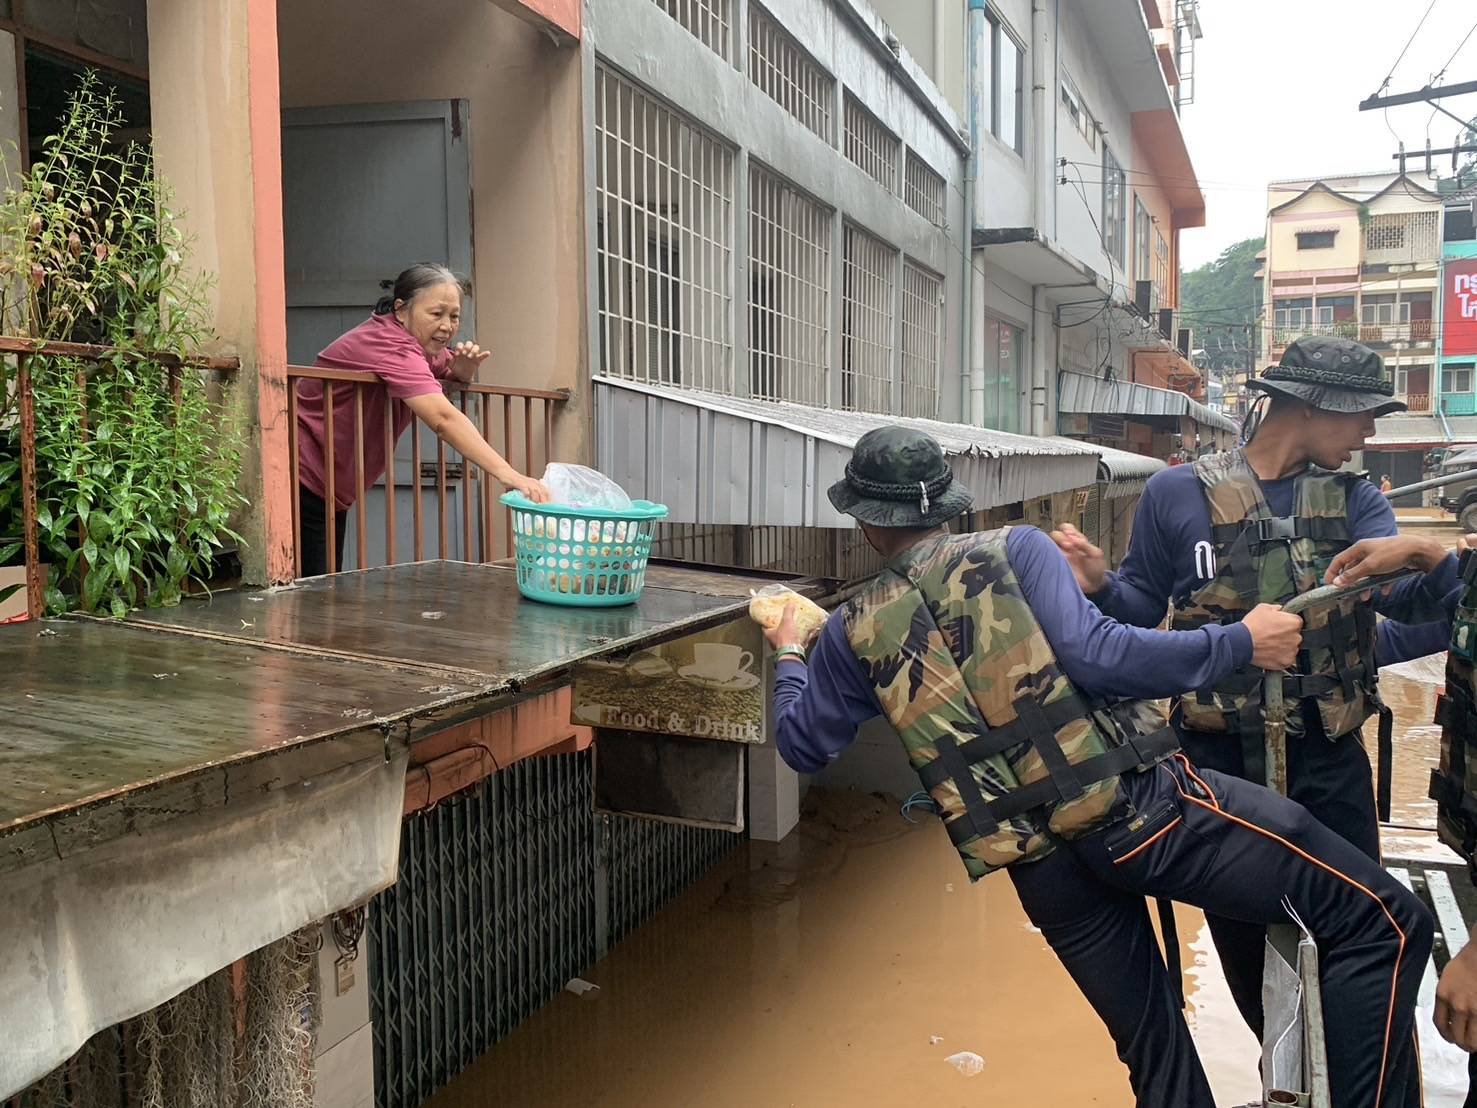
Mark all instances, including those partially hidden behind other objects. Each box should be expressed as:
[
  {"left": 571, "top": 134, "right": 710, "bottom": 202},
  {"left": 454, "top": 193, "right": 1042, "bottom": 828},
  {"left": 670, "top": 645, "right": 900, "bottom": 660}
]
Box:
[{"left": 294, "top": 263, "right": 551, "bottom": 576}]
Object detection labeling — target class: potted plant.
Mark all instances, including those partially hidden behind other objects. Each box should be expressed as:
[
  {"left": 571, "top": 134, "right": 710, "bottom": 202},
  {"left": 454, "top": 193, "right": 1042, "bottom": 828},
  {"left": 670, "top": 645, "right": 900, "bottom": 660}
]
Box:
[{"left": 0, "top": 73, "right": 244, "bottom": 618}]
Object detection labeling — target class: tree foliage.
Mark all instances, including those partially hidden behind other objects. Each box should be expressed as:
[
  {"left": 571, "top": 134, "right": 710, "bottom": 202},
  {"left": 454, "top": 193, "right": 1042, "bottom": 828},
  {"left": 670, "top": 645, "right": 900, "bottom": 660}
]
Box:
[
  {"left": 0, "top": 73, "right": 244, "bottom": 617},
  {"left": 1180, "top": 236, "right": 1265, "bottom": 378}
]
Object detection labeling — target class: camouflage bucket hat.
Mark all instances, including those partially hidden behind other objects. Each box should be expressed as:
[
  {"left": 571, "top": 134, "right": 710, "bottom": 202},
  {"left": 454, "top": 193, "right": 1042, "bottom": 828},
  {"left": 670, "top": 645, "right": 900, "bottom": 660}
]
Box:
[
  {"left": 1248, "top": 336, "right": 1406, "bottom": 416},
  {"left": 828, "top": 427, "right": 974, "bottom": 528}
]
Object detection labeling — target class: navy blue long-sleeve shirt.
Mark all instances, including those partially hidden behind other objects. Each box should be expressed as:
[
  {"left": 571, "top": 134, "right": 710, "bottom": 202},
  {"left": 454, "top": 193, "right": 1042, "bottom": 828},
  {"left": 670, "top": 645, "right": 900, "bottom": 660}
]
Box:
[
  {"left": 1093, "top": 464, "right": 1457, "bottom": 633},
  {"left": 773, "top": 526, "right": 1253, "bottom": 775}
]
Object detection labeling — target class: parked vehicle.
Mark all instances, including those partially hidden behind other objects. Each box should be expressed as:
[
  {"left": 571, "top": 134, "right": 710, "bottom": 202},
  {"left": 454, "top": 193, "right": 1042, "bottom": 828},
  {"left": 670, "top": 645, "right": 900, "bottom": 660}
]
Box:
[{"left": 1436, "top": 445, "right": 1477, "bottom": 531}]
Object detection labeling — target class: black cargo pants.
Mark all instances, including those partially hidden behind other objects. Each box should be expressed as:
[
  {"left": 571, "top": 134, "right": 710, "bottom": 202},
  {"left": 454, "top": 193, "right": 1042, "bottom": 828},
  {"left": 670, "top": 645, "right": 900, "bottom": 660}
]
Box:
[{"left": 1009, "top": 755, "right": 1431, "bottom": 1108}]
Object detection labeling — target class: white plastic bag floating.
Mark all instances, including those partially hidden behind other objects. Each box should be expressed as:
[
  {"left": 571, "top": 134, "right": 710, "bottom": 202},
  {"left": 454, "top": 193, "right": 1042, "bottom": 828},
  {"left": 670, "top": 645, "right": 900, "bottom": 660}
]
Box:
[
  {"left": 945, "top": 1051, "right": 985, "bottom": 1077},
  {"left": 541, "top": 463, "right": 633, "bottom": 510},
  {"left": 748, "top": 584, "right": 829, "bottom": 644}
]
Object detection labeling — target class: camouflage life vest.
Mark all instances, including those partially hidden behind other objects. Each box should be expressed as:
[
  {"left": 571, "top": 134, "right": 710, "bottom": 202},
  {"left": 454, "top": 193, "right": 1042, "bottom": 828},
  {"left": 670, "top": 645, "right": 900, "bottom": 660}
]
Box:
[
  {"left": 843, "top": 529, "right": 1179, "bottom": 879},
  {"left": 1431, "top": 550, "right": 1477, "bottom": 871},
  {"left": 1170, "top": 450, "right": 1381, "bottom": 790}
]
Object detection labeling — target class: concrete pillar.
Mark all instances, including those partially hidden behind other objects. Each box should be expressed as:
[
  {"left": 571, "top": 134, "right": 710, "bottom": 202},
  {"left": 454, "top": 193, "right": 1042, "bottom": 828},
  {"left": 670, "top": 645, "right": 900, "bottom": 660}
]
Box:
[{"left": 147, "top": 0, "right": 294, "bottom": 585}]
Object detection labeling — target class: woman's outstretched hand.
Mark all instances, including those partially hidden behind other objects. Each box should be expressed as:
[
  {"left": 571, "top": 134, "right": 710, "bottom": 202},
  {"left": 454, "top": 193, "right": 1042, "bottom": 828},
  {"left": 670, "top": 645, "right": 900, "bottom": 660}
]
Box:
[{"left": 448, "top": 341, "right": 491, "bottom": 383}]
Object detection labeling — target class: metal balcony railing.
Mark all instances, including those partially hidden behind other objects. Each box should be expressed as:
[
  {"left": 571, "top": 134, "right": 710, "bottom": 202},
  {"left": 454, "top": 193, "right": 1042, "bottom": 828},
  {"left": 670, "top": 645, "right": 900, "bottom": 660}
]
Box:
[
  {"left": 285, "top": 366, "right": 568, "bottom": 578},
  {"left": 1359, "top": 320, "right": 1435, "bottom": 346},
  {"left": 3, "top": 336, "right": 241, "bottom": 622}
]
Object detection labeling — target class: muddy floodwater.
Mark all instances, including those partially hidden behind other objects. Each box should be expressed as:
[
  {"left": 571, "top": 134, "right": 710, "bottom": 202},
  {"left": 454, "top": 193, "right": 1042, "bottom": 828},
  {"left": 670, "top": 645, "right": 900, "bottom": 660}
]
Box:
[{"left": 431, "top": 524, "right": 1470, "bottom": 1106}]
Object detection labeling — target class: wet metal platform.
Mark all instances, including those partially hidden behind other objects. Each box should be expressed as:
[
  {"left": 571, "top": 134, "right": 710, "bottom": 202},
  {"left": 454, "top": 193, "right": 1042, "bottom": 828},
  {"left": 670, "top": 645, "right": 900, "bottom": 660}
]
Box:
[{"left": 1, "top": 560, "right": 810, "bottom": 853}]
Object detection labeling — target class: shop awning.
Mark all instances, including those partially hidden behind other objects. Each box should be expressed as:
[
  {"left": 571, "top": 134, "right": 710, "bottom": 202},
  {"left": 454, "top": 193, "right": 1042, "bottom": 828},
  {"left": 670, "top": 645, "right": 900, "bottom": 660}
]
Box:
[
  {"left": 0, "top": 560, "right": 814, "bottom": 1098},
  {"left": 1057, "top": 370, "right": 1238, "bottom": 435},
  {"left": 1046, "top": 437, "right": 1166, "bottom": 497},
  {"left": 594, "top": 376, "right": 1104, "bottom": 527},
  {"left": 1367, "top": 415, "right": 1477, "bottom": 448}
]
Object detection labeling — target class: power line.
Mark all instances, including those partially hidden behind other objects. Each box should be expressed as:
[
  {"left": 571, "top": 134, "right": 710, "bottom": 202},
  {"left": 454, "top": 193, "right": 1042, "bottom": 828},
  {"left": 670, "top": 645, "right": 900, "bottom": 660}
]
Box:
[
  {"left": 1434, "top": 16, "right": 1477, "bottom": 84},
  {"left": 1376, "top": 0, "right": 1442, "bottom": 97}
]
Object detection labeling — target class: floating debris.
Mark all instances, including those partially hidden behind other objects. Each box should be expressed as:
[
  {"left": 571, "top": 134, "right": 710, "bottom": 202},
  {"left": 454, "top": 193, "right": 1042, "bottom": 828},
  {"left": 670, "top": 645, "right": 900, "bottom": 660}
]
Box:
[
  {"left": 945, "top": 1051, "right": 984, "bottom": 1077},
  {"left": 419, "top": 685, "right": 461, "bottom": 696},
  {"left": 151, "top": 673, "right": 178, "bottom": 680},
  {"left": 341, "top": 707, "right": 375, "bottom": 720},
  {"left": 565, "top": 977, "right": 601, "bottom": 1000},
  {"left": 420, "top": 611, "right": 446, "bottom": 621},
  {"left": 929, "top": 1035, "right": 944, "bottom": 1046}
]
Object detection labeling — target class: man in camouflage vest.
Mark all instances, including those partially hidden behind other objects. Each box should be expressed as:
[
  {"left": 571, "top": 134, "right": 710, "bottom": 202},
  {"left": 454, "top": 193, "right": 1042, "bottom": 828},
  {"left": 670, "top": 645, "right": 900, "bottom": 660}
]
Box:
[
  {"left": 769, "top": 425, "right": 1431, "bottom": 1107},
  {"left": 1427, "top": 536, "right": 1477, "bottom": 1102},
  {"left": 1052, "top": 337, "right": 1458, "bottom": 1054}
]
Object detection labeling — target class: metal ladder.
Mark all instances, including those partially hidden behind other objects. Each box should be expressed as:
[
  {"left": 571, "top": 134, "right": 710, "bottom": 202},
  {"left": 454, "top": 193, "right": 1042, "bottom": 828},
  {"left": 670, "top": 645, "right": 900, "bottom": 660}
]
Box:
[{"left": 1255, "top": 571, "right": 1421, "bottom": 1107}]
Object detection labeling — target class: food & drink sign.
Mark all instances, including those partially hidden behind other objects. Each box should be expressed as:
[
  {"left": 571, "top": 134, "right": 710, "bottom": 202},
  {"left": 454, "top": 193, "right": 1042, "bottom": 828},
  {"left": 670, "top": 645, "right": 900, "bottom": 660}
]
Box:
[{"left": 572, "top": 617, "right": 766, "bottom": 744}]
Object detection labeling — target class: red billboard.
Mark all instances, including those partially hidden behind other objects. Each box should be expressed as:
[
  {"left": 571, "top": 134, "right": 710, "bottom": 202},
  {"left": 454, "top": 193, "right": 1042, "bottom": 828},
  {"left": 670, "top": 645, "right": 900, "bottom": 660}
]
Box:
[{"left": 1446, "top": 257, "right": 1477, "bottom": 358}]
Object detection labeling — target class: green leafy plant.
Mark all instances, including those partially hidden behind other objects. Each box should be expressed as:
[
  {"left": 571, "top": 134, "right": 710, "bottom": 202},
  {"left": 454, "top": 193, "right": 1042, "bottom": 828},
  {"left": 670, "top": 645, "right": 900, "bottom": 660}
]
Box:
[{"left": 0, "top": 72, "right": 244, "bottom": 617}]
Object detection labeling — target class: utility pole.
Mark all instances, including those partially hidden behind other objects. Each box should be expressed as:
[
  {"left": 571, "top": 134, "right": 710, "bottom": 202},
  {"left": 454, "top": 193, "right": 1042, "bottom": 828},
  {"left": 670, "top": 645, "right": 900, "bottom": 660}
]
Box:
[{"left": 1360, "top": 77, "right": 1477, "bottom": 169}]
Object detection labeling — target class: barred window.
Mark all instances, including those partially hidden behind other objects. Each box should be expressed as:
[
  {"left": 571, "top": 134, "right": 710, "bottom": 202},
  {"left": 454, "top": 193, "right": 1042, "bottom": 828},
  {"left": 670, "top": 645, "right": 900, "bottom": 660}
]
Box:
[
  {"left": 748, "top": 3, "right": 834, "bottom": 143},
  {"left": 595, "top": 67, "right": 735, "bottom": 394},
  {"left": 900, "top": 261, "right": 943, "bottom": 419},
  {"left": 841, "top": 225, "right": 896, "bottom": 413},
  {"left": 843, "top": 93, "right": 899, "bottom": 193},
  {"left": 749, "top": 166, "right": 832, "bottom": 406},
  {"left": 650, "top": 0, "right": 731, "bottom": 59},
  {"left": 904, "top": 150, "right": 946, "bottom": 227}
]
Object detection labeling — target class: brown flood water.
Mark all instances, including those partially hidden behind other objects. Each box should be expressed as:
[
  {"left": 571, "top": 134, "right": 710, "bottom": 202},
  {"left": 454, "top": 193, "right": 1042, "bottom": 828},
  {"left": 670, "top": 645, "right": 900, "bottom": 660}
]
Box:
[
  {"left": 429, "top": 789, "right": 1264, "bottom": 1107},
  {"left": 431, "top": 576, "right": 1467, "bottom": 1106}
]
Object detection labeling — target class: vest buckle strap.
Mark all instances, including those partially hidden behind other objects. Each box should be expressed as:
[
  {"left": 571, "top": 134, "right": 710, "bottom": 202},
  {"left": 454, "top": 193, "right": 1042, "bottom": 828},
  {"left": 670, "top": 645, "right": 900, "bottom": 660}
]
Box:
[
  {"left": 1013, "top": 695, "right": 1087, "bottom": 804},
  {"left": 1254, "top": 516, "right": 1300, "bottom": 543},
  {"left": 931, "top": 734, "right": 1001, "bottom": 840}
]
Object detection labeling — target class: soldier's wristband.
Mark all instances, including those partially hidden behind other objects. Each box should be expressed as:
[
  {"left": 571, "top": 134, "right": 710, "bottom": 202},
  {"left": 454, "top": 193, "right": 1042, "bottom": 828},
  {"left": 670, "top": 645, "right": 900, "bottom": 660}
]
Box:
[{"left": 773, "top": 645, "right": 808, "bottom": 665}]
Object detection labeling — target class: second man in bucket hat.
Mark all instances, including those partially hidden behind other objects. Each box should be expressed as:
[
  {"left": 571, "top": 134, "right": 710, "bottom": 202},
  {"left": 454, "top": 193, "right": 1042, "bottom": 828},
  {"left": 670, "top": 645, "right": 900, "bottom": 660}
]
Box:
[
  {"left": 764, "top": 425, "right": 1431, "bottom": 1107},
  {"left": 1051, "top": 335, "right": 1460, "bottom": 1058}
]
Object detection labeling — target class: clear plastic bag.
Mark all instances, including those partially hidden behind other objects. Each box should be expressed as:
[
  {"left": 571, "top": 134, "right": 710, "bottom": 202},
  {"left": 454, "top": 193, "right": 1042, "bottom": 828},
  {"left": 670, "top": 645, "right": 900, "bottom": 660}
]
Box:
[
  {"left": 541, "top": 463, "right": 634, "bottom": 510},
  {"left": 748, "top": 584, "right": 828, "bottom": 644}
]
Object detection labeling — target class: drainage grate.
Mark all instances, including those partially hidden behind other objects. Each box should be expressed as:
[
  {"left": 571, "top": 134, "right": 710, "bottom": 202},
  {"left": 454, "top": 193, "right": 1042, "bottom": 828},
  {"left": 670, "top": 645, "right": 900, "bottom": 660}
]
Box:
[{"left": 369, "top": 749, "right": 741, "bottom": 1108}]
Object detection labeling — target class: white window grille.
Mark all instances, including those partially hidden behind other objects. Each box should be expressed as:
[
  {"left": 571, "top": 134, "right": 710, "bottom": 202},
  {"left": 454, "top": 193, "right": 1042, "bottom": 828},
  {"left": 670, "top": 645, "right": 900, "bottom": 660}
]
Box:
[
  {"left": 1101, "top": 145, "right": 1126, "bottom": 266},
  {"left": 841, "top": 225, "right": 896, "bottom": 413},
  {"left": 595, "top": 66, "right": 735, "bottom": 394},
  {"left": 747, "top": 4, "right": 834, "bottom": 143},
  {"left": 1154, "top": 228, "right": 1171, "bottom": 309},
  {"left": 900, "top": 261, "right": 943, "bottom": 418},
  {"left": 904, "top": 150, "right": 946, "bottom": 227},
  {"left": 844, "top": 93, "right": 899, "bottom": 193},
  {"left": 1133, "top": 197, "right": 1152, "bottom": 286},
  {"left": 1061, "top": 76, "right": 1095, "bottom": 149},
  {"left": 1365, "top": 211, "right": 1440, "bottom": 260},
  {"left": 1444, "top": 363, "right": 1474, "bottom": 394},
  {"left": 748, "top": 166, "right": 832, "bottom": 406},
  {"left": 651, "top": 0, "right": 731, "bottom": 59}
]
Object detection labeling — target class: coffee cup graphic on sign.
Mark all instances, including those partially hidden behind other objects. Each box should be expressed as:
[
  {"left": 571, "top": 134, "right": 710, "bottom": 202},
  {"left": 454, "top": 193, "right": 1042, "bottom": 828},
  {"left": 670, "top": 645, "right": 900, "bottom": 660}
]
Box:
[{"left": 690, "top": 643, "right": 754, "bottom": 682}]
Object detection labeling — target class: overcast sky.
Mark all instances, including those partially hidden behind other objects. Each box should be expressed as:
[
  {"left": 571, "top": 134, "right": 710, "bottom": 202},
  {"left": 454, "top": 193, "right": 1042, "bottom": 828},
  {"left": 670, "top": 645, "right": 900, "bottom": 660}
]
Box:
[{"left": 1178, "top": 0, "right": 1477, "bottom": 270}]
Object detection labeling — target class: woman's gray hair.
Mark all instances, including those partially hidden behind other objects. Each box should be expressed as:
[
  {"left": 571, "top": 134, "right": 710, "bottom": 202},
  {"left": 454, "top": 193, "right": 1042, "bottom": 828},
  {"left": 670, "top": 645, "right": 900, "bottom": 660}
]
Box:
[{"left": 374, "top": 263, "right": 470, "bottom": 315}]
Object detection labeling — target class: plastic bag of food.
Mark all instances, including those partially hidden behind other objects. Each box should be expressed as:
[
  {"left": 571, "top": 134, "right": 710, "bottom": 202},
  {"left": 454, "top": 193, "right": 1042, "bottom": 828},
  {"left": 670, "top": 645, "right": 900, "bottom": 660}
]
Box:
[
  {"left": 748, "top": 584, "right": 828, "bottom": 644},
  {"left": 542, "top": 463, "right": 634, "bottom": 511}
]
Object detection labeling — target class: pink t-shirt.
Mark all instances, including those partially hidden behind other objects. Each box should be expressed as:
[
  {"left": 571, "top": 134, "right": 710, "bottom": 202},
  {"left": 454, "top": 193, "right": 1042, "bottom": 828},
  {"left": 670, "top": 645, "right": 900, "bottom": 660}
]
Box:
[{"left": 296, "top": 313, "right": 452, "bottom": 510}]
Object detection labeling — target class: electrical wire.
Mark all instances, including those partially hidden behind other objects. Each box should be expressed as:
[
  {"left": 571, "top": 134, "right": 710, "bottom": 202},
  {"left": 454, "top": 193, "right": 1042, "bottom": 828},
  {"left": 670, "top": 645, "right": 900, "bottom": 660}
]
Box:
[
  {"left": 1375, "top": 0, "right": 1442, "bottom": 98},
  {"left": 1433, "top": 15, "right": 1477, "bottom": 85}
]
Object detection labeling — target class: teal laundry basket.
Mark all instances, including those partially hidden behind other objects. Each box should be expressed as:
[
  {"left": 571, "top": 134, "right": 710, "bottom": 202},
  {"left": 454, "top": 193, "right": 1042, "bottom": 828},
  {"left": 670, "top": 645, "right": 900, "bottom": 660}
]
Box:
[{"left": 501, "top": 493, "right": 669, "bottom": 607}]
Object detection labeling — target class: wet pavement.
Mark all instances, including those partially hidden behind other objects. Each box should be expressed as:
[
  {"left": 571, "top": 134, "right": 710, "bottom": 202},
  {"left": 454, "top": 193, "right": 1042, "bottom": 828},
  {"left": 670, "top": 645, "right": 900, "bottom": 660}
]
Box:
[{"left": 428, "top": 520, "right": 1472, "bottom": 1108}]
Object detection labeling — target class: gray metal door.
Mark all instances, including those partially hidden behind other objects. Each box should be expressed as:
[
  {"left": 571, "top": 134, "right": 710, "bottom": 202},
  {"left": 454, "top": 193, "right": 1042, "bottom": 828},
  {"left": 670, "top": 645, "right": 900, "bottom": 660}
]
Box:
[{"left": 281, "top": 101, "right": 474, "bottom": 565}]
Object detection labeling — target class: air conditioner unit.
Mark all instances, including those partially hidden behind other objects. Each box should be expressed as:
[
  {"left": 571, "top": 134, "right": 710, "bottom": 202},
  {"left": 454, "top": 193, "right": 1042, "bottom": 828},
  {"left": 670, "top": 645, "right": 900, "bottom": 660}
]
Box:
[
  {"left": 1158, "top": 307, "right": 1175, "bottom": 341},
  {"left": 1134, "top": 280, "right": 1157, "bottom": 319},
  {"left": 1177, "top": 327, "right": 1193, "bottom": 358}
]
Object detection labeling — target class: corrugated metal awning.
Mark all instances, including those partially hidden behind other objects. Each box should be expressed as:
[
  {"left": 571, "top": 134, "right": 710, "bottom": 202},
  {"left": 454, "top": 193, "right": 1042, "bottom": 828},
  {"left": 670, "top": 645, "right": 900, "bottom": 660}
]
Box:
[
  {"left": 1367, "top": 415, "right": 1477, "bottom": 448},
  {"left": 1046, "top": 437, "right": 1166, "bottom": 498},
  {"left": 594, "top": 377, "right": 1102, "bottom": 527},
  {"left": 1058, "top": 370, "right": 1239, "bottom": 434}
]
